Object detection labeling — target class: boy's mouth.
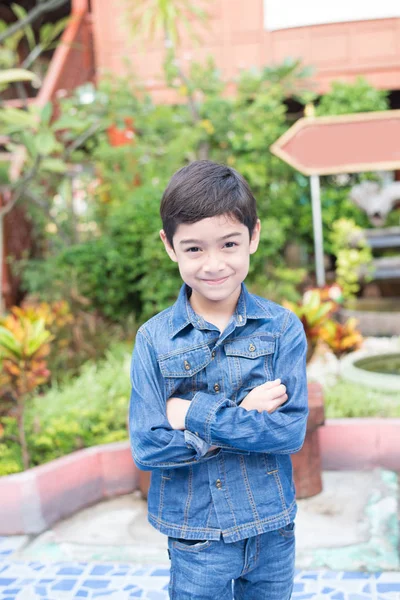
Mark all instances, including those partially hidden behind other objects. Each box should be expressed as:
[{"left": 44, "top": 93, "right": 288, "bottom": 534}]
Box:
[{"left": 201, "top": 276, "right": 229, "bottom": 285}]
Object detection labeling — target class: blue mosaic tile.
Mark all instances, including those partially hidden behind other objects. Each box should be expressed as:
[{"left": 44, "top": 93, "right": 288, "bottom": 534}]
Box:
[
  {"left": 90, "top": 566, "right": 114, "bottom": 576},
  {"left": 57, "top": 567, "right": 84, "bottom": 576},
  {"left": 2, "top": 539, "right": 400, "bottom": 600},
  {"left": 377, "top": 582, "right": 400, "bottom": 592},
  {"left": 150, "top": 570, "right": 169, "bottom": 577},
  {"left": 82, "top": 579, "right": 110, "bottom": 589},
  {"left": 52, "top": 579, "right": 78, "bottom": 591}
]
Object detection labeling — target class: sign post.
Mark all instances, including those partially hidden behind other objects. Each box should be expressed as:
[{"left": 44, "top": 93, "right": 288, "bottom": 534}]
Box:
[
  {"left": 270, "top": 109, "right": 400, "bottom": 286},
  {"left": 310, "top": 174, "right": 325, "bottom": 286}
]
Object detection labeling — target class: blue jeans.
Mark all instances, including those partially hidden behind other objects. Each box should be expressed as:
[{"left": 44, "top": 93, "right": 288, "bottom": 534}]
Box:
[{"left": 167, "top": 523, "right": 295, "bottom": 599}]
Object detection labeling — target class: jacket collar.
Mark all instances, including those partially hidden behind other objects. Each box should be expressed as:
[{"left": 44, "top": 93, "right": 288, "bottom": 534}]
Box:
[{"left": 169, "top": 283, "right": 271, "bottom": 339}]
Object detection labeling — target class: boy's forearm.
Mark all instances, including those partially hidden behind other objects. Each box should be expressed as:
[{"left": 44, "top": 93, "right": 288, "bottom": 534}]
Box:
[{"left": 184, "top": 388, "right": 307, "bottom": 454}]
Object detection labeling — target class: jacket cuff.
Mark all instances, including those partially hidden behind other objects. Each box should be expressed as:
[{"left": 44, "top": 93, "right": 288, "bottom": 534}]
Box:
[
  {"left": 184, "top": 430, "right": 219, "bottom": 459},
  {"left": 185, "top": 391, "right": 234, "bottom": 444}
]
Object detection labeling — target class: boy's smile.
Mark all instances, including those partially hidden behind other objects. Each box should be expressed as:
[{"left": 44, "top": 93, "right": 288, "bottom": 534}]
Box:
[{"left": 160, "top": 214, "right": 260, "bottom": 321}]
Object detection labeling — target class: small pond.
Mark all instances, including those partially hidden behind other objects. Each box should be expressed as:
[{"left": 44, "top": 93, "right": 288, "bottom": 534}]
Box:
[{"left": 355, "top": 353, "right": 400, "bottom": 376}]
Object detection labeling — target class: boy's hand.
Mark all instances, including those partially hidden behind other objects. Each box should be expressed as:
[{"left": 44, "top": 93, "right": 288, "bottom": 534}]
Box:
[
  {"left": 166, "top": 397, "right": 191, "bottom": 430},
  {"left": 167, "top": 379, "right": 286, "bottom": 430},
  {"left": 240, "top": 379, "right": 287, "bottom": 414}
]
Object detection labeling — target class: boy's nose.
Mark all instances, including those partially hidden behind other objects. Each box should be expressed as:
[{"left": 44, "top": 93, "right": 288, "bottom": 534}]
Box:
[{"left": 203, "top": 253, "right": 225, "bottom": 273}]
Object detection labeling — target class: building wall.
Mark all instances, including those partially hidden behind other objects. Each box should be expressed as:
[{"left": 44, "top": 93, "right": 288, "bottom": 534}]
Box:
[{"left": 91, "top": 0, "right": 400, "bottom": 102}]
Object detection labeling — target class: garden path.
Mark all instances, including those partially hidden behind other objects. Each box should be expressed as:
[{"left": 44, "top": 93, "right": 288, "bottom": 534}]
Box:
[{"left": 1, "top": 469, "right": 399, "bottom": 599}]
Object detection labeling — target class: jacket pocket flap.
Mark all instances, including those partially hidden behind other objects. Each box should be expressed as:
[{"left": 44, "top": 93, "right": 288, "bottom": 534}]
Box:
[
  {"left": 224, "top": 337, "right": 275, "bottom": 359},
  {"left": 159, "top": 346, "right": 211, "bottom": 378}
]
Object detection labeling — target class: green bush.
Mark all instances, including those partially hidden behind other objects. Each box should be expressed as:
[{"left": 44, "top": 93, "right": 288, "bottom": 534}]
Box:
[
  {"left": 315, "top": 76, "right": 389, "bottom": 116},
  {"left": 324, "top": 380, "right": 400, "bottom": 418},
  {"left": 19, "top": 66, "right": 392, "bottom": 321},
  {"left": 0, "top": 343, "right": 131, "bottom": 475}
]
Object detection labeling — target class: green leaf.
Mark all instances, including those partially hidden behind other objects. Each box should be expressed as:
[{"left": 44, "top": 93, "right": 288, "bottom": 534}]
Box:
[
  {"left": 34, "top": 130, "right": 57, "bottom": 156},
  {"left": 40, "top": 102, "right": 53, "bottom": 127},
  {"left": 11, "top": 3, "right": 36, "bottom": 51},
  {"left": 19, "top": 131, "right": 37, "bottom": 158},
  {"left": 51, "top": 115, "right": 92, "bottom": 132},
  {"left": 0, "top": 68, "right": 40, "bottom": 87},
  {"left": 40, "top": 17, "right": 70, "bottom": 46},
  {"left": 40, "top": 158, "right": 68, "bottom": 173},
  {"left": 0, "top": 327, "right": 21, "bottom": 358}
]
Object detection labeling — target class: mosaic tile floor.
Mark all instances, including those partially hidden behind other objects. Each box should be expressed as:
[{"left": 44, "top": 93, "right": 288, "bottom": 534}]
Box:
[{"left": 2, "top": 537, "right": 400, "bottom": 600}]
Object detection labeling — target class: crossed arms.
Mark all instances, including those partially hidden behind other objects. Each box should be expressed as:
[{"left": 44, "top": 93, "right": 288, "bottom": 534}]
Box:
[{"left": 129, "top": 313, "right": 308, "bottom": 471}]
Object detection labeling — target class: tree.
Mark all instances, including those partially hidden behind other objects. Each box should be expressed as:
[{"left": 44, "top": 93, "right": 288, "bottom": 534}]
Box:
[{"left": 124, "top": 0, "right": 209, "bottom": 157}]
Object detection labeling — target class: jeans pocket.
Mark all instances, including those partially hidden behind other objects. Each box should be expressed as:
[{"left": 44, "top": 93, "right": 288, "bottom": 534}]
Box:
[
  {"left": 170, "top": 538, "right": 212, "bottom": 552},
  {"left": 278, "top": 522, "right": 296, "bottom": 538}
]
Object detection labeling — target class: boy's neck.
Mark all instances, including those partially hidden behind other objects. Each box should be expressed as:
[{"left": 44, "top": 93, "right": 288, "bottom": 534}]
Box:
[{"left": 189, "top": 286, "right": 241, "bottom": 332}]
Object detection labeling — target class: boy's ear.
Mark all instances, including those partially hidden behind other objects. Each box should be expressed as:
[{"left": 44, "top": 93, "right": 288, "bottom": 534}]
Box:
[
  {"left": 160, "top": 229, "right": 178, "bottom": 263},
  {"left": 249, "top": 219, "right": 261, "bottom": 254}
]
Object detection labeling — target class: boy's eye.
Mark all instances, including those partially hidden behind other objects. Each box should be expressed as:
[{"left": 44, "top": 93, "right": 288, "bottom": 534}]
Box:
[
  {"left": 186, "top": 247, "right": 201, "bottom": 253},
  {"left": 224, "top": 241, "right": 237, "bottom": 248}
]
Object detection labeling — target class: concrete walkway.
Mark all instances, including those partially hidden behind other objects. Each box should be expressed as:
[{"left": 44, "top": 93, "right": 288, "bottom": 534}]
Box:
[{"left": 1, "top": 469, "right": 400, "bottom": 599}]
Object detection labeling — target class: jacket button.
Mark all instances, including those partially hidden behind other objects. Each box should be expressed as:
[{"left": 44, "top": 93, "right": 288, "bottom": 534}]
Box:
[
  {"left": 184, "top": 360, "right": 191, "bottom": 370},
  {"left": 249, "top": 343, "right": 255, "bottom": 352},
  {"left": 214, "top": 383, "right": 220, "bottom": 393},
  {"left": 216, "top": 479, "right": 222, "bottom": 489},
  {"left": 211, "top": 351, "right": 216, "bottom": 359}
]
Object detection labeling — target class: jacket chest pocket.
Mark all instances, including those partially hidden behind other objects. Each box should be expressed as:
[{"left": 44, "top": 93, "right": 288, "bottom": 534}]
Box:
[
  {"left": 224, "top": 336, "right": 275, "bottom": 396},
  {"left": 158, "top": 346, "right": 211, "bottom": 398}
]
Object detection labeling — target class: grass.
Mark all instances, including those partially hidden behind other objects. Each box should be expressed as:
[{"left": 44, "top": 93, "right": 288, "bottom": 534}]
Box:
[{"left": 323, "top": 379, "right": 400, "bottom": 418}]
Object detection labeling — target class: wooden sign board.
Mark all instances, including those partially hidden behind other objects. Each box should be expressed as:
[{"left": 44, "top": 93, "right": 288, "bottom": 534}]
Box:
[{"left": 270, "top": 110, "right": 400, "bottom": 176}]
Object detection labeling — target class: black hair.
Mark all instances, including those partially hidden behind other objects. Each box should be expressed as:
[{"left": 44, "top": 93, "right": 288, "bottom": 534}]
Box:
[{"left": 160, "top": 160, "right": 258, "bottom": 246}]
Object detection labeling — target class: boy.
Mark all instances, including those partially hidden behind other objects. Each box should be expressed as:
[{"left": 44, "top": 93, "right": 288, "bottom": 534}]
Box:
[{"left": 129, "top": 160, "right": 308, "bottom": 599}]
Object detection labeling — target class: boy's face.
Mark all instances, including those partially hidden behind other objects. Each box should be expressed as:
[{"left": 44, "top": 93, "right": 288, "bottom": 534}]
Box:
[{"left": 160, "top": 214, "right": 260, "bottom": 309}]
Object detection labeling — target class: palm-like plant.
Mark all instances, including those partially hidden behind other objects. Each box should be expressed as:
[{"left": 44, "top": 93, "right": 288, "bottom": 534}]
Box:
[
  {"left": 284, "top": 290, "right": 335, "bottom": 363},
  {"left": 124, "top": 0, "right": 209, "bottom": 155},
  {"left": 320, "top": 317, "right": 363, "bottom": 359},
  {"left": 126, "top": 0, "right": 207, "bottom": 48},
  {"left": 0, "top": 311, "right": 53, "bottom": 469}
]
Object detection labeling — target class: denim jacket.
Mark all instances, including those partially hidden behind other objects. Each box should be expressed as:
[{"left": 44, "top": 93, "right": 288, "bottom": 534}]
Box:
[{"left": 129, "top": 283, "right": 308, "bottom": 543}]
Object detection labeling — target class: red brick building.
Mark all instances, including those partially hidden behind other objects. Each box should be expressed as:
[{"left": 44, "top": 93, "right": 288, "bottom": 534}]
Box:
[{"left": 91, "top": 0, "right": 400, "bottom": 102}]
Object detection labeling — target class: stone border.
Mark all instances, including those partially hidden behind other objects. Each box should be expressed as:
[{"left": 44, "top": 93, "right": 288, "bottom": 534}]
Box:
[
  {"left": 1, "top": 420, "right": 400, "bottom": 536},
  {"left": 0, "top": 442, "right": 138, "bottom": 536},
  {"left": 340, "top": 349, "right": 400, "bottom": 392},
  {"left": 320, "top": 418, "right": 400, "bottom": 471}
]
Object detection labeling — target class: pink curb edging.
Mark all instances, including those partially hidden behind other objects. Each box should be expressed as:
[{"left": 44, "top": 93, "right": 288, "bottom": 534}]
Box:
[
  {"left": 0, "top": 441, "right": 139, "bottom": 536},
  {"left": 1, "top": 419, "right": 400, "bottom": 536},
  {"left": 319, "top": 418, "right": 400, "bottom": 471}
]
